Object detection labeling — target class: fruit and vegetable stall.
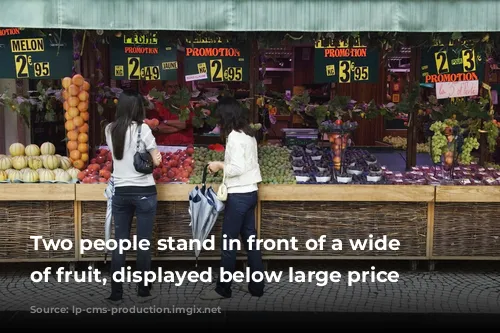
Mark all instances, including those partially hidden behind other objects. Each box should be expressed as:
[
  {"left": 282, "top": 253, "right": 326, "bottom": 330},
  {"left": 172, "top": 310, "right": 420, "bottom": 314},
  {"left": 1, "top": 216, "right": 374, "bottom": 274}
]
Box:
[
  {"left": 1, "top": 139, "right": 500, "bottom": 265},
  {"left": 1, "top": 30, "right": 500, "bottom": 266}
]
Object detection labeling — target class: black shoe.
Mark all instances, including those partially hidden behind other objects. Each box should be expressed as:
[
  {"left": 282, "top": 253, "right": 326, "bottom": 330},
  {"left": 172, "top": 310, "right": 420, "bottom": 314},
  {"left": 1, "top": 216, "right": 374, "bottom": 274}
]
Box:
[
  {"left": 137, "top": 288, "right": 151, "bottom": 297},
  {"left": 106, "top": 293, "right": 123, "bottom": 302}
]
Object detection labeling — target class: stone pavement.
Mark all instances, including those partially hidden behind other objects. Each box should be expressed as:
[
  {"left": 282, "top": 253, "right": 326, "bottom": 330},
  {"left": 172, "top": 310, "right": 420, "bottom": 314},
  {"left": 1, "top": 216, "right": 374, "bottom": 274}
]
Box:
[{"left": 1, "top": 261, "right": 500, "bottom": 314}]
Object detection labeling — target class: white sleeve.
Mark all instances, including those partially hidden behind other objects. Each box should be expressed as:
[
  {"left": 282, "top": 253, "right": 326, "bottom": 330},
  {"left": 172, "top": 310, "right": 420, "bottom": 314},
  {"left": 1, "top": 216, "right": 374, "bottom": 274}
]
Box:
[
  {"left": 105, "top": 124, "right": 111, "bottom": 148},
  {"left": 141, "top": 124, "right": 157, "bottom": 151},
  {"left": 224, "top": 136, "right": 246, "bottom": 177}
]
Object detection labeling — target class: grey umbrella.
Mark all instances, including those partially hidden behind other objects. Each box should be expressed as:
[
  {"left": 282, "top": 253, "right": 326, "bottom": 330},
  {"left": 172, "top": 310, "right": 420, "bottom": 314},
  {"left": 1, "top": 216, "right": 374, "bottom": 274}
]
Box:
[
  {"left": 188, "top": 165, "right": 224, "bottom": 267},
  {"left": 103, "top": 176, "right": 115, "bottom": 263}
]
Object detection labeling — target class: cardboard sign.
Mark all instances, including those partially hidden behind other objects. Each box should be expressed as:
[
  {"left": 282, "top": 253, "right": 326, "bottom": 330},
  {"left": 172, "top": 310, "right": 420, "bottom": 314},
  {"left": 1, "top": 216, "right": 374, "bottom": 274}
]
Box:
[
  {"left": 184, "top": 38, "right": 249, "bottom": 82},
  {"left": 314, "top": 39, "right": 379, "bottom": 83},
  {"left": 110, "top": 33, "right": 178, "bottom": 81},
  {"left": 435, "top": 80, "right": 479, "bottom": 99},
  {"left": 420, "top": 45, "right": 485, "bottom": 83},
  {"left": 0, "top": 28, "right": 73, "bottom": 79}
]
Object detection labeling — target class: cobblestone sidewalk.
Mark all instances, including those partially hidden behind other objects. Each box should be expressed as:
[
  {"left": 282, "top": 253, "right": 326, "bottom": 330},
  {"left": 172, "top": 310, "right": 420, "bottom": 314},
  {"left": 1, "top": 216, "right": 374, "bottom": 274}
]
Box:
[{"left": 1, "top": 262, "right": 499, "bottom": 313}]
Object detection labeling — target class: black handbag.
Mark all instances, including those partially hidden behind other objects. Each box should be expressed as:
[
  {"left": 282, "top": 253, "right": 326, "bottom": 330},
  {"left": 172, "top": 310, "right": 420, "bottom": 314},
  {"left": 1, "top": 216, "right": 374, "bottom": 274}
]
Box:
[{"left": 133, "top": 125, "right": 154, "bottom": 174}]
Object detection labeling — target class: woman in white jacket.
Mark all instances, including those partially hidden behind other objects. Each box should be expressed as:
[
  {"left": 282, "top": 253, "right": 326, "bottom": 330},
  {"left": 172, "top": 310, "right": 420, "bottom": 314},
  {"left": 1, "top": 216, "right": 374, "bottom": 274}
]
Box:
[{"left": 201, "top": 97, "right": 264, "bottom": 300}]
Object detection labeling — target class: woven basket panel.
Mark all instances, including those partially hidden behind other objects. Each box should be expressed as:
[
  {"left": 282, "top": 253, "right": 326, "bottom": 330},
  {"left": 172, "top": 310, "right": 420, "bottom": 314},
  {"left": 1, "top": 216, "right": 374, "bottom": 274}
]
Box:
[
  {"left": 433, "top": 202, "right": 500, "bottom": 256},
  {"left": 0, "top": 201, "right": 75, "bottom": 259},
  {"left": 260, "top": 201, "right": 428, "bottom": 256},
  {"left": 81, "top": 201, "right": 229, "bottom": 259}
]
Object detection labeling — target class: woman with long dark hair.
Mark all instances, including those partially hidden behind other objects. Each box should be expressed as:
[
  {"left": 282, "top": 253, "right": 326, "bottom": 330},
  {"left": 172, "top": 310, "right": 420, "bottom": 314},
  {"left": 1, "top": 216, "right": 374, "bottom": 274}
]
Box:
[
  {"left": 201, "top": 96, "right": 265, "bottom": 300},
  {"left": 105, "top": 91, "right": 161, "bottom": 302}
]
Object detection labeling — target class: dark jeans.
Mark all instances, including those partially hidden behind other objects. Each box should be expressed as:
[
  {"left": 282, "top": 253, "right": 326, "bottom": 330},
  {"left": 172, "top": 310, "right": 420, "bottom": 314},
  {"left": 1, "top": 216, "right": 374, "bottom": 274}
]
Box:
[
  {"left": 216, "top": 191, "right": 264, "bottom": 297},
  {"left": 110, "top": 194, "right": 157, "bottom": 295}
]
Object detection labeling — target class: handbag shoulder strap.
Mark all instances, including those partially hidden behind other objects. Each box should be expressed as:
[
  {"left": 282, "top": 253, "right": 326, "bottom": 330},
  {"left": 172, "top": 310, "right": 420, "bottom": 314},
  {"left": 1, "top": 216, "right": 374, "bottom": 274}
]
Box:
[{"left": 136, "top": 124, "right": 142, "bottom": 152}]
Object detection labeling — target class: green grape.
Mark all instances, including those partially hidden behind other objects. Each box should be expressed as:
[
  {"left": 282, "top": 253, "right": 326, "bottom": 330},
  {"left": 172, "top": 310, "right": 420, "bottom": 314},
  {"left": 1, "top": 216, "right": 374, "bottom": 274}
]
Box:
[
  {"left": 458, "top": 137, "right": 479, "bottom": 165},
  {"left": 483, "top": 121, "right": 499, "bottom": 153}
]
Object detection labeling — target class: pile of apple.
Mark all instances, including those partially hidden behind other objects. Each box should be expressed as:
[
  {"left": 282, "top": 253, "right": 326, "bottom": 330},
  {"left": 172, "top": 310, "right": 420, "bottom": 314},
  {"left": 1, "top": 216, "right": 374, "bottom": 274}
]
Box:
[
  {"left": 153, "top": 145, "right": 195, "bottom": 183},
  {"left": 77, "top": 148, "right": 113, "bottom": 184}
]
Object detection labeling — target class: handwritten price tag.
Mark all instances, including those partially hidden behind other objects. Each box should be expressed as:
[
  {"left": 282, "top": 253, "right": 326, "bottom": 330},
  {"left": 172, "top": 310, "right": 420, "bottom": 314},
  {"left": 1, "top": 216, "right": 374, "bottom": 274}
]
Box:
[{"left": 435, "top": 80, "right": 479, "bottom": 99}]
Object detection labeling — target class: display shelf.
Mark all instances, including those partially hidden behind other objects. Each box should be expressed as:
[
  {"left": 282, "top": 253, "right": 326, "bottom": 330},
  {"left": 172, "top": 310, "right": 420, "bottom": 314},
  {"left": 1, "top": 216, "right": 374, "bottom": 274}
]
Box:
[
  {"left": 0, "top": 183, "right": 76, "bottom": 201},
  {"left": 259, "top": 184, "right": 435, "bottom": 202},
  {"left": 435, "top": 185, "right": 500, "bottom": 202}
]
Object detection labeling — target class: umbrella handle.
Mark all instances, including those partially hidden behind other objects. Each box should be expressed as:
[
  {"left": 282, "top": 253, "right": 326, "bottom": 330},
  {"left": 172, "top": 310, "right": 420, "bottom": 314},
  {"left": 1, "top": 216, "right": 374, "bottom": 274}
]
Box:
[{"left": 202, "top": 164, "right": 210, "bottom": 187}]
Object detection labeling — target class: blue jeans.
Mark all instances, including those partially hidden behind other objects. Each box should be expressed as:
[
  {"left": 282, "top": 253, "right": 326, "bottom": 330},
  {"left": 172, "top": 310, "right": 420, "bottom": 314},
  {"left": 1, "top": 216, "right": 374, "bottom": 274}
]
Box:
[
  {"left": 215, "top": 191, "right": 264, "bottom": 297},
  {"left": 110, "top": 194, "right": 157, "bottom": 294}
]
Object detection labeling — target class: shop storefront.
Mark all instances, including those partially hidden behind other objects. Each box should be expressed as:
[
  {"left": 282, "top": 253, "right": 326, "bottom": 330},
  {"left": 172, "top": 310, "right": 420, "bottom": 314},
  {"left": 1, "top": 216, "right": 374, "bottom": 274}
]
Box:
[{"left": 1, "top": 1, "right": 500, "bottom": 269}]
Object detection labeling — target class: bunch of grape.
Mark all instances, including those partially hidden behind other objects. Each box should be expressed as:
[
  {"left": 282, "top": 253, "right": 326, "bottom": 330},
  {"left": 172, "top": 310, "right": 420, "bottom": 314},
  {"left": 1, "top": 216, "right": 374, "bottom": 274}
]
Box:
[
  {"left": 258, "top": 145, "right": 295, "bottom": 184},
  {"left": 484, "top": 120, "right": 499, "bottom": 152},
  {"left": 189, "top": 147, "right": 224, "bottom": 184},
  {"left": 458, "top": 137, "right": 479, "bottom": 165},
  {"left": 430, "top": 121, "right": 447, "bottom": 163}
]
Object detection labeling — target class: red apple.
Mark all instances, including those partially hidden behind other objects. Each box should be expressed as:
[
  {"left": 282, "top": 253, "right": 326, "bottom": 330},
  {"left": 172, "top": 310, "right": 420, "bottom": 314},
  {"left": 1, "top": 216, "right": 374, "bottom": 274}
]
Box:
[{"left": 96, "top": 155, "right": 106, "bottom": 164}]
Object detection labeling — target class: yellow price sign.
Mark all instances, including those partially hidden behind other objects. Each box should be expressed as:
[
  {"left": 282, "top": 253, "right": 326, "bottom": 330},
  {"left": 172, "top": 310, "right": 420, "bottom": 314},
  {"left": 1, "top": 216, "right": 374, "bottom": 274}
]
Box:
[
  {"left": 461, "top": 49, "right": 476, "bottom": 72},
  {"left": 14, "top": 54, "right": 30, "bottom": 78},
  {"left": 223, "top": 67, "right": 242, "bottom": 81},
  {"left": 162, "top": 61, "right": 178, "bottom": 70},
  {"left": 33, "top": 62, "right": 50, "bottom": 77},
  {"left": 353, "top": 66, "right": 369, "bottom": 81},
  {"left": 325, "top": 65, "right": 335, "bottom": 76},
  {"left": 141, "top": 66, "right": 160, "bottom": 80},
  {"left": 210, "top": 59, "right": 223, "bottom": 82},
  {"left": 114, "top": 65, "right": 124, "bottom": 77},
  {"left": 127, "top": 57, "right": 141, "bottom": 80},
  {"left": 434, "top": 51, "right": 449, "bottom": 74},
  {"left": 197, "top": 63, "right": 207, "bottom": 74},
  {"left": 338, "top": 60, "right": 351, "bottom": 83}
]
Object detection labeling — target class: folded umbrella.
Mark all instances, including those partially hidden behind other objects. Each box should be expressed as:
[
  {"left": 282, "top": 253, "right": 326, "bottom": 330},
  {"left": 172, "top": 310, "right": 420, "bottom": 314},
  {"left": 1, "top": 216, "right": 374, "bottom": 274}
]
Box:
[
  {"left": 188, "top": 165, "right": 225, "bottom": 267},
  {"left": 103, "top": 176, "right": 115, "bottom": 264}
]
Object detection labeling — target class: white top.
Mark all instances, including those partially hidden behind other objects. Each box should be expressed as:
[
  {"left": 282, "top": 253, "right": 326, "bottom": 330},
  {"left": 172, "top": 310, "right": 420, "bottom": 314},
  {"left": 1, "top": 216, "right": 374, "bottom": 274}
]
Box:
[
  {"left": 105, "top": 122, "right": 157, "bottom": 188},
  {"left": 223, "top": 130, "right": 262, "bottom": 193}
]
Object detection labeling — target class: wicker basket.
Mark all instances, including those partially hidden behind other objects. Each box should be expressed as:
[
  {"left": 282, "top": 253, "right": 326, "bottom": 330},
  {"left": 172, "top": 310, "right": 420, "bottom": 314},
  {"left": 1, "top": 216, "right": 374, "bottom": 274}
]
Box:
[
  {"left": 260, "top": 201, "right": 428, "bottom": 257},
  {"left": 433, "top": 202, "right": 500, "bottom": 257},
  {"left": 0, "top": 201, "right": 75, "bottom": 260},
  {"left": 80, "top": 201, "right": 234, "bottom": 259}
]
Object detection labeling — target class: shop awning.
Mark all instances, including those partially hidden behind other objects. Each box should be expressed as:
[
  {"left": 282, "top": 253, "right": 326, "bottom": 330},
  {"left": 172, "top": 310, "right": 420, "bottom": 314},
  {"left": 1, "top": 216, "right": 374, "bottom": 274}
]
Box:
[{"left": 3, "top": 0, "right": 500, "bottom": 32}]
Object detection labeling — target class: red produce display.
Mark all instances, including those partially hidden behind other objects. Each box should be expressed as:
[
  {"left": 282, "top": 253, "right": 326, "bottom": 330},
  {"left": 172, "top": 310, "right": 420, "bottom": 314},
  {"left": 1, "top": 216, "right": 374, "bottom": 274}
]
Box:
[
  {"left": 77, "top": 145, "right": 195, "bottom": 184},
  {"left": 77, "top": 148, "right": 113, "bottom": 184},
  {"left": 153, "top": 145, "right": 195, "bottom": 183}
]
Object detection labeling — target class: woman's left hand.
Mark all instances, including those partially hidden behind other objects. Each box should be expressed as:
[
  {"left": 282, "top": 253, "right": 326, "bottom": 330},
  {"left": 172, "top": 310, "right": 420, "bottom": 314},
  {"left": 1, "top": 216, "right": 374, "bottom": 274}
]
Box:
[{"left": 208, "top": 161, "right": 223, "bottom": 174}]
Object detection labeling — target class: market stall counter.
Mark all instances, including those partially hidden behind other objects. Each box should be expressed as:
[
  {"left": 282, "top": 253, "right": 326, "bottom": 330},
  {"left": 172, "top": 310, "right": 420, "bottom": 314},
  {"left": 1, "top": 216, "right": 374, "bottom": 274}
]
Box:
[
  {"left": 74, "top": 183, "right": 434, "bottom": 262},
  {"left": 1, "top": 182, "right": 500, "bottom": 265},
  {"left": 258, "top": 184, "right": 434, "bottom": 260}
]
